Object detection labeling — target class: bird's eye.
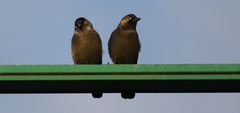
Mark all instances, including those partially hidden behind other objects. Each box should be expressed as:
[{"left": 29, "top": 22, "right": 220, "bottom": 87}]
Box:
[{"left": 129, "top": 17, "right": 132, "bottom": 20}]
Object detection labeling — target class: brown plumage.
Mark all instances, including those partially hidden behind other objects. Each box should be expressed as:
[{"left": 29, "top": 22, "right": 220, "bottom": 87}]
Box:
[
  {"left": 71, "top": 17, "right": 102, "bottom": 64},
  {"left": 108, "top": 14, "right": 141, "bottom": 64}
]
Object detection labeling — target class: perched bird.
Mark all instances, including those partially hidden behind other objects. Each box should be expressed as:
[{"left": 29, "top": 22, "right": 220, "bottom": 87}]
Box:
[
  {"left": 71, "top": 17, "right": 102, "bottom": 64},
  {"left": 108, "top": 14, "right": 141, "bottom": 64},
  {"left": 71, "top": 17, "right": 103, "bottom": 98},
  {"left": 108, "top": 14, "right": 141, "bottom": 99}
]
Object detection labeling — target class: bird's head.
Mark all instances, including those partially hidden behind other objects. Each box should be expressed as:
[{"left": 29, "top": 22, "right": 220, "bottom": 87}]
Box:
[
  {"left": 74, "top": 17, "right": 93, "bottom": 31},
  {"left": 119, "top": 14, "right": 141, "bottom": 29}
]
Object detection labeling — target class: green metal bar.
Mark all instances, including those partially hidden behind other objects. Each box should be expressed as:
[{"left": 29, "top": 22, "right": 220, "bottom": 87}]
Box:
[
  {"left": 1, "top": 64, "right": 240, "bottom": 74},
  {"left": 0, "top": 64, "right": 240, "bottom": 94},
  {"left": 0, "top": 64, "right": 240, "bottom": 80},
  {"left": 0, "top": 75, "right": 239, "bottom": 81}
]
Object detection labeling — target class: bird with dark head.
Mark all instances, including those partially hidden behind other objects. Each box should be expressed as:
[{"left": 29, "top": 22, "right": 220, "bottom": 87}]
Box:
[
  {"left": 71, "top": 17, "right": 102, "bottom": 64},
  {"left": 108, "top": 14, "right": 141, "bottom": 64}
]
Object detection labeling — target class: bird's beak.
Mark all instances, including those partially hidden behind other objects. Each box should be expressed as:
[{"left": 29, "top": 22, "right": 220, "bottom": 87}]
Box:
[{"left": 135, "top": 17, "right": 141, "bottom": 22}]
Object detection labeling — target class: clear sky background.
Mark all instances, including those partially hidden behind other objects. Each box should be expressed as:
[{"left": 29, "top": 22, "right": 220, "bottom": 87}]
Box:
[{"left": 0, "top": 0, "right": 240, "bottom": 113}]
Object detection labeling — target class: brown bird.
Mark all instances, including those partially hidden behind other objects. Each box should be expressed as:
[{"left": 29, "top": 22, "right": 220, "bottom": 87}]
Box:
[
  {"left": 71, "top": 17, "right": 102, "bottom": 64},
  {"left": 108, "top": 14, "right": 141, "bottom": 99},
  {"left": 108, "top": 14, "right": 141, "bottom": 64},
  {"left": 71, "top": 17, "right": 103, "bottom": 98}
]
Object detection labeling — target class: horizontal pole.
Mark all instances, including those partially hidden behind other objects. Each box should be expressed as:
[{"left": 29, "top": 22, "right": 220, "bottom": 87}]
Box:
[
  {"left": 1, "top": 64, "right": 240, "bottom": 74},
  {"left": 0, "top": 64, "right": 240, "bottom": 94}
]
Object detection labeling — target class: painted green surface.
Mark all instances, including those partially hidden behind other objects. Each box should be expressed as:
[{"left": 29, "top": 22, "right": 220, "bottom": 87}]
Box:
[
  {"left": 0, "top": 64, "right": 240, "bottom": 81},
  {"left": 1, "top": 64, "right": 240, "bottom": 73},
  {"left": 0, "top": 75, "right": 239, "bottom": 81}
]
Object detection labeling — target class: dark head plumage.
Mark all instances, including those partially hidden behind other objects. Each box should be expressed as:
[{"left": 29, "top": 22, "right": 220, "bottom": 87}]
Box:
[
  {"left": 119, "top": 14, "right": 141, "bottom": 29},
  {"left": 74, "top": 17, "right": 93, "bottom": 31}
]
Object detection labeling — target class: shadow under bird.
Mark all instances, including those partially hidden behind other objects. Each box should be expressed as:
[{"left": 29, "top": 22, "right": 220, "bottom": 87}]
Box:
[
  {"left": 108, "top": 14, "right": 141, "bottom": 64},
  {"left": 71, "top": 17, "right": 103, "bottom": 98},
  {"left": 108, "top": 14, "right": 141, "bottom": 99}
]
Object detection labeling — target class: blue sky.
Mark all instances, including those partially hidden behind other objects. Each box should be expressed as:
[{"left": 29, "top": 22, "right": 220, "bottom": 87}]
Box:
[{"left": 0, "top": 0, "right": 240, "bottom": 113}]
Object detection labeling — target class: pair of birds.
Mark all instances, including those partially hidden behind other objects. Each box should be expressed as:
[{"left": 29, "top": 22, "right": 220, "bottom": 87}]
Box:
[{"left": 71, "top": 14, "right": 141, "bottom": 64}]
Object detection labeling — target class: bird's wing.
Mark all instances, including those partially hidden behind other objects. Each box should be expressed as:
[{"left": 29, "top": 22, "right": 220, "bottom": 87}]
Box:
[
  {"left": 71, "top": 34, "right": 81, "bottom": 64},
  {"left": 91, "top": 30, "right": 102, "bottom": 55}
]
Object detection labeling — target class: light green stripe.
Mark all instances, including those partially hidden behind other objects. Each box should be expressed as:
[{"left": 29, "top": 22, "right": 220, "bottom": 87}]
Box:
[
  {"left": 1, "top": 64, "right": 240, "bottom": 81},
  {"left": 0, "top": 75, "right": 239, "bottom": 81},
  {"left": 1, "top": 64, "right": 240, "bottom": 73}
]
